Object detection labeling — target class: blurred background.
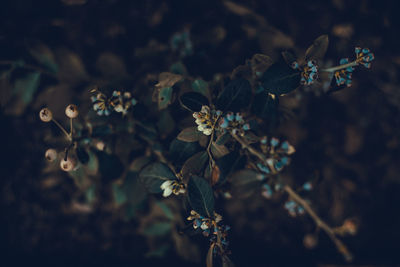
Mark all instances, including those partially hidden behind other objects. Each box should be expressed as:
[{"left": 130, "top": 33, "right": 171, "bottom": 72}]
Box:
[{"left": 1, "top": 0, "right": 400, "bottom": 266}]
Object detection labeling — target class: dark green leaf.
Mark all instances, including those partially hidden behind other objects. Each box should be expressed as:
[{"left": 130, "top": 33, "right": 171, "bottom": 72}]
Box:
[
  {"left": 251, "top": 91, "right": 279, "bottom": 119},
  {"left": 216, "top": 150, "right": 246, "bottom": 185},
  {"left": 177, "top": 127, "right": 202, "bottom": 142},
  {"left": 158, "top": 87, "right": 173, "bottom": 110},
  {"left": 250, "top": 54, "right": 273, "bottom": 76},
  {"left": 143, "top": 222, "right": 172, "bottom": 236},
  {"left": 76, "top": 146, "right": 89, "bottom": 164},
  {"left": 229, "top": 169, "right": 262, "bottom": 198},
  {"left": 139, "top": 162, "right": 176, "bottom": 193},
  {"left": 181, "top": 151, "right": 208, "bottom": 179},
  {"left": 216, "top": 78, "right": 251, "bottom": 112},
  {"left": 187, "top": 176, "right": 215, "bottom": 218},
  {"left": 192, "top": 79, "right": 210, "bottom": 98},
  {"left": 261, "top": 62, "right": 300, "bottom": 95},
  {"left": 169, "top": 138, "right": 201, "bottom": 167},
  {"left": 179, "top": 92, "right": 209, "bottom": 112},
  {"left": 97, "top": 151, "right": 124, "bottom": 181},
  {"left": 14, "top": 71, "right": 41, "bottom": 104},
  {"left": 281, "top": 51, "right": 297, "bottom": 66},
  {"left": 305, "top": 35, "right": 329, "bottom": 62},
  {"left": 85, "top": 184, "right": 96, "bottom": 204},
  {"left": 211, "top": 142, "right": 229, "bottom": 159},
  {"left": 215, "top": 132, "right": 231, "bottom": 145},
  {"left": 91, "top": 125, "right": 113, "bottom": 137},
  {"left": 156, "top": 201, "right": 174, "bottom": 220}
]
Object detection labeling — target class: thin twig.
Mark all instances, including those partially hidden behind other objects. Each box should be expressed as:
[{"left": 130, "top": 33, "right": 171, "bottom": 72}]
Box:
[
  {"left": 321, "top": 61, "right": 358, "bottom": 73},
  {"left": 284, "top": 186, "right": 353, "bottom": 262},
  {"left": 52, "top": 118, "right": 72, "bottom": 141}
]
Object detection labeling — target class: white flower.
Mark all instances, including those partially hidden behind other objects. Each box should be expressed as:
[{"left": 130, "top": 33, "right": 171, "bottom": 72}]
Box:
[{"left": 160, "top": 180, "right": 173, "bottom": 197}]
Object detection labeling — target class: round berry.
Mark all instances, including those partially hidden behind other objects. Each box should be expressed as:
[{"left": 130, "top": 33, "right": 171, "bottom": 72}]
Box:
[
  {"left": 39, "top": 108, "right": 53, "bottom": 122},
  {"left": 45, "top": 148, "right": 58, "bottom": 162},
  {"left": 60, "top": 157, "right": 76, "bottom": 172},
  {"left": 65, "top": 104, "right": 79, "bottom": 118},
  {"left": 303, "top": 234, "right": 318, "bottom": 249}
]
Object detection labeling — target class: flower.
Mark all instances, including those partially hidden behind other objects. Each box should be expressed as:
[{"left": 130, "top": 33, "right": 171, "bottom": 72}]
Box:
[
  {"left": 193, "top": 106, "right": 221, "bottom": 136},
  {"left": 261, "top": 183, "right": 273, "bottom": 199},
  {"left": 257, "top": 136, "right": 295, "bottom": 174},
  {"left": 187, "top": 210, "right": 222, "bottom": 236},
  {"left": 334, "top": 58, "right": 354, "bottom": 87},
  {"left": 160, "top": 180, "right": 185, "bottom": 197},
  {"left": 355, "top": 47, "right": 374, "bottom": 68},
  {"left": 91, "top": 89, "right": 137, "bottom": 116},
  {"left": 218, "top": 111, "right": 250, "bottom": 136},
  {"left": 300, "top": 60, "right": 319, "bottom": 85},
  {"left": 284, "top": 200, "right": 305, "bottom": 217}
]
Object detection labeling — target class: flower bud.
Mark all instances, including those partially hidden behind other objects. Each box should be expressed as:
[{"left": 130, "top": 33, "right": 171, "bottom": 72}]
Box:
[
  {"left": 39, "top": 108, "right": 53, "bottom": 122},
  {"left": 45, "top": 148, "right": 57, "bottom": 162},
  {"left": 65, "top": 104, "right": 79, "bottom": 118},
  {"left": 60, "top": 157, "right": 76, "bottom": 172}
]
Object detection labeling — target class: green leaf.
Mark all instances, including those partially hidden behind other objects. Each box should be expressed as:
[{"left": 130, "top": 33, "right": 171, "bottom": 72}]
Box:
[
  {"left": 113, "top": 172, "right": 147, "bottom": 207},
  {"left": 181, "top": 151, "right": 208, "bottom": 179},
  {"left": 177, "top": 127, "right": 202, "bottom": 142},
  {"left": 216, "top": 150, "right": 246, "bottom": 185},
  {"left": 187, "top": 176, "right": 214, "bottom": 218},
  {"left": 169, "top": 138, "right": 201, "bottom": 167},
  {"left": 76, "top": 146, "right": 89, "bottom": 164},
  {"left": 216, "top": 78, "right": 251, "bottom": 112},
  {"left": 13, "top": 71, "right": 41, "bottom": 104},
  {"left": 156, "top": 201, "right": 174, "bottom": 220},
  {"left": 192, "top": 79, "right": 210, "bottom": 98},
  {"left": 158, "top": 87, "right": 173, "bottom": 110},
  {"left": 250, "top": 54, "right": 273, "bottom": 76},
  {"left": 143, "top": 222, "right": 172, "bottom": 236},
  {"left": 261, "top": 62, "right": 300, "bottom": 95},
  {"left": 139, "top": 162, "right": 176, "bottom": 193},
  {"left": 179, "top": 91, "right": 209, "bottom": 112},
  {"left": 29, "top": 43, "right": 58, "bottom": 73},
  {"left": 85, "top": 184, "right": 96, "bottom": 204},
  {"left": 251, "top": 91, "right": 279, "bottom": 120},
  {"left": 215, "top": 132, "right": 231, "bottom": 145},
  {"left": 112, "top": 183, "right": 128, "bottom": 205},
  {"left": 211, "top": 142, "right": 229, "bottom": 159},
  {"left": 305, "top": 35, "right": 329, "bottom": 62},
  {"left": 229, "top": 169, "right": 262, "bottom": 198}
]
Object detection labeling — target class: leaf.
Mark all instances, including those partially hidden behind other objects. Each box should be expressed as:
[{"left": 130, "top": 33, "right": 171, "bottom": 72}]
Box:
[
  {"left": 129, "top": 156, "right": 151, "bottom": 172},
  {"left": 29, "top": 43, "right": 58, "bottom": 73},
  {"left": 261, "top": 62, "right": 300, "bottom": 95},
  {"left": 14, "top": 71, "right": 41, "bottom": 105},
  {"left": 177, "top": 127, "right": 202, "bottom": 142},
  {"left": 229, "top": 169, "right": 262, "bottom": 198},
  {"left": 250, "top": 54, "right": 273, "bottom": 76},
  {"left": 215, "top": 132, "right": 231, "bottom": 145},
  {"left": 157, "top": 87, "right": 173, "bottom": 110},
  {"left": 181, "top": 151, "right": 209, "bottom": 179},
  {"left": 157, "top": 110, "right": 175, "bottom": 135},
  {"left": 83, "top": 150, "right": 99, "bottom": 175},
  {"left": 281, "top": 50, "right": 297, "bottom": 66},
  {"left": 76, "top": 146, "right": 89, "bottom": 164},
  {"left": 216, "top": 78, "right": 251, "bottom": 112},
  {"left": 216, "top": 150, "right": 246, "bottom": 185},
  {"left": 211, "top": 142, "right": 229, "bottom": 158},
  {"left": 179, "top": 91, "right": 209, "bottom": 112},
  {"left": 139, "top": 162, "right": 176, "bottom": 193},
  {"left": 97, "top": 151, "right": 124, "bottom": 181},
  {"left": 156, "top": 201, "right": 174, "bottom": 220},
  {"left": 143, "top": 222, "right": 172, "bottom": 236},
  {"left": 206, "top": 243, "right": 215, "bottom": 267},
  {"left": 169, "top": 138, "right": 201, "bottom": 167},
  {"left": 85, "top": 184, "right": 96, "bottom": 204},
  {"left": 305, "top": 35, "right": 329, "bottom": 62},
  {"left": 251, "top": 91, "right": 279, "bottom": 119},
  {"left": 192, "top": 79, "right": 210, "bottom": 98},
  {"left": 156, "top": 72, "right": 183, "bottom": 88},
  {"left": 187, "top": 176, "right": 215, "bottom": 218}
]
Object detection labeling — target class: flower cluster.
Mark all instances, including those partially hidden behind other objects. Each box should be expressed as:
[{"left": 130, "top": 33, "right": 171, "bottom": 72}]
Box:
[
  {"left": 355, "top": 47, "right": 374, "bottom": 69},
  {"left": 256, "top": 136, "right": 296, "bottom": 175},
  {"left": 91, "top": 90, "right": 137, "bottom": 116},
  {"left": 334, "top": 58, "right": 354, "bottom": 87},
  {"left": 284, "top": 200, "right": 305, "bottom": 217},
  {"left": 193, "top": 105, "right": 221, "bottom": 136},
  {"left": 210, "top": 225, "right": 230, "bottom": 255},
  {"left": 187, "top": 210, "right": 222, "bottom": 236},
  {"left": 218, "top": 112, "right": 250, "bottom": 136},
  {"left": 292, "top": 60, "right": 318, "bottom": 85},
  {"left": 261, "top": 183, "right": 274, "bottom": 199},
  {"left": 160, "top": 180, "right": 186, "bottom": 197}
]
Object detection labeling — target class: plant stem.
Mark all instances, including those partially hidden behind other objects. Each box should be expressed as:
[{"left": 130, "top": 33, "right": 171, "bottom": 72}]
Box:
[
  {"left": 284, "top": 185, "right": 353, "bottom": 262},
  {"left": 69, "top": 118, "right": 73, "bottom": 137},
  {"left": 232, "top": 132, "right": 353, "bottom": 262},
  {"left": 321, "top": 61, "right": 358, "bottom": 73},
  {"left": 52, "top": 118, "right": 72, "bottom": 141}
]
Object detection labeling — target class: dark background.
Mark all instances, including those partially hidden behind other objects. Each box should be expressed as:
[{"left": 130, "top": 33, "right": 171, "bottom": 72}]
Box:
[{"left": 1, "top": 0, "right": 400, "bottom": 266}]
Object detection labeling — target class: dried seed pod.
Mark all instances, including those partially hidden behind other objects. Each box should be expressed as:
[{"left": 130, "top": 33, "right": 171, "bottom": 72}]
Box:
[
  {"left": 39, "top": 108, "right": 53, "bottom": 122},
  {"left": 65, "top": 104, "right": 79, "bottom": 118},
  {"left": 45, "top": 148, "right": 58, "bottom": 162}
]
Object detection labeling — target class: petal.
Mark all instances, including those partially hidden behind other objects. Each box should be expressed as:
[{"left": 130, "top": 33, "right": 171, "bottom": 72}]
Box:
[
  {"left": 163, "top": 187, "right": 173, "bottom": 197},
  {"left": 160, "top": 180, "right": 173, "bottom": 190}
]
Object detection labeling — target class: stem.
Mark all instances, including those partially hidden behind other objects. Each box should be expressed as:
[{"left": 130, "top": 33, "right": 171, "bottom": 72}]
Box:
[
  {"left": 69, "top": 118, "right": 73, "bottom": 137},
  {"left": 284, "top": 186, "right": 353, "bottom": 262},
  {"left": 206, "top": 131, "right": 215, "bottom": 171},
  {"left": 52, "top": 118, "right": 72, "bottom": 141},
  {"left": 321, "top": 61, "right": 358, "bottom": 73},
  {"left": 231, "top": 133, "right": 266, "bottom": 163}
]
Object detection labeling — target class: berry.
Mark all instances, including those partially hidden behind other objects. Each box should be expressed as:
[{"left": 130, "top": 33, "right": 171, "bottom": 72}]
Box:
[
  {"left": 65, "top": 104, "right": 79, "bottom": 118},
  {"left": 39, "top": 108, "right": 53, "bottom": 122},
  {"left": 45, "top": 148, "right": 57, "bottom": 162},
  {"left": 60, "top": 157, "right": 76, "bottom": 172}
]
